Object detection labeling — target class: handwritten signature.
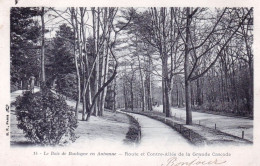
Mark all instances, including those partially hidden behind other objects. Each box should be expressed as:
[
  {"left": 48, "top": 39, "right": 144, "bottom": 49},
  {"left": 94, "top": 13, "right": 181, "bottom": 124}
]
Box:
[{"left": 161, "top": 157, "right": 226, "bottom": 166}]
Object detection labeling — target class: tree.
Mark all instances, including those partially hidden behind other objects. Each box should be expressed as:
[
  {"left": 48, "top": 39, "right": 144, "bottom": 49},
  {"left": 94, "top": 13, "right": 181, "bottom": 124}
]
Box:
[
  {"left": 67, "top": 7, "right": 132, "bottom": 120},
  {"left": 45, "top": 24, "right": 76, "bottom": 98},
  {"left": 173, "top": 7, "right": 253, "bottom": 124},
  {"left": 40, "top": 7, "right": 46, "bottom": 84},
  {"left": 129, "top": 8, "right": 182, "bottom": 117},
  {"left": 10, "top": 7, "right": 41, "bottom": 91}
]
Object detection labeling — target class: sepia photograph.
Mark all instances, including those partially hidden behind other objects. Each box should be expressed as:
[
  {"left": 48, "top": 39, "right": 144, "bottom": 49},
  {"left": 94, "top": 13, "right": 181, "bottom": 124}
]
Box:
[{"left": 1, "top": 1, "right": 260, "bottom": 165}]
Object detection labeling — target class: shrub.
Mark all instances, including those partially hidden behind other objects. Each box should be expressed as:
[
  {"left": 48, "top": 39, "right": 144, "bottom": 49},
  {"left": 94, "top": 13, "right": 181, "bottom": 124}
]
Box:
[
  {"left": 11, "top": 82, "right": 20, "bottom": 92},
  {"left": 15, "top": 88, "right": 78, "bottom": 146}
]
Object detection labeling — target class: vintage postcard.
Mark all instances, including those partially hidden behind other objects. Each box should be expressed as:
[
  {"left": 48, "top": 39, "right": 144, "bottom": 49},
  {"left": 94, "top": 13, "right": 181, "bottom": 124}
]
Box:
[{"left": 0, "top": 0, "right": 260, "bottom": 165}]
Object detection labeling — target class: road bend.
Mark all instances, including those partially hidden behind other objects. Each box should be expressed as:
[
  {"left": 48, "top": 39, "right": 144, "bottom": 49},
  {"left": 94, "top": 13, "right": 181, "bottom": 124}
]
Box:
[{"left": 125, "top": 112, "right": 191, "bottom": 149}]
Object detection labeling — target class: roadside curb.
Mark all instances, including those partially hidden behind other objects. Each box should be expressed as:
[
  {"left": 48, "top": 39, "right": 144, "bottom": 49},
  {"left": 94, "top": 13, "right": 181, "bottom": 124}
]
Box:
[
  {"left": 122, "top": 110, "right": 205, "bottom": 145},
  {"left": 122, "top": 110, "right": 252, "bottom": 146},
  {"left": 119, "top": 111, "right": 142, "bottom": 145}
]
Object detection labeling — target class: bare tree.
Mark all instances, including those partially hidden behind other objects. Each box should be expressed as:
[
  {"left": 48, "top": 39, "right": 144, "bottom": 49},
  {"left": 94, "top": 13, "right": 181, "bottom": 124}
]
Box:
[{"left": 173, "top": 7, "right": 253, "bottom": 124}]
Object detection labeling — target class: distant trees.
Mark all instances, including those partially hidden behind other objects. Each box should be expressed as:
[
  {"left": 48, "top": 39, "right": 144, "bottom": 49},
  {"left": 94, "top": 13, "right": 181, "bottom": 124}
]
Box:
[
  {"left": 45, "top": 24, "right": 76, "bottom": 99},
  {"left": 117, "top": 7, "right": 254, "bottom": 123},
  {"left": 10, "top": 7, "right": 50, "bottom": 91},
  {"left": 11, "top": 7, "right": 132, "bottom": 121},
  {"left": 116, "top": 29, "right": 156, "bottom": 112},
  {"left": 124, "top": 8, "right": 184, "bottom": 117},
  {"left": 11, "top": 7, "right": 254, "bottom": 125},
  {"left": 10, "top": 7, "right": 41, "bottom": 91},
  {"left": 180, "top": 8, "right": 254, "bottom": 117},
  {"left": 172, "top": 8, "right": 253, "bottom": 123},
  {"left": 68, "top": 7, "right": 131, "bottom": 120},
  {"left": 180, "top": 8, "right": 253, "bottom": 124},
  {"left": 40, "top": 7, "right": 46, "bottom": 84},
  {"left": 11, "top": 8, "right": 79, "bottom": 146}
]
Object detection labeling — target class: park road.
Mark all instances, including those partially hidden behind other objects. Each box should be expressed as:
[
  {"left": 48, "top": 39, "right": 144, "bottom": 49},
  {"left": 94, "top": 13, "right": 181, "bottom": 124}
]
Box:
[{"left": 125, "top": 112, "right": 191, "bottom": 149}]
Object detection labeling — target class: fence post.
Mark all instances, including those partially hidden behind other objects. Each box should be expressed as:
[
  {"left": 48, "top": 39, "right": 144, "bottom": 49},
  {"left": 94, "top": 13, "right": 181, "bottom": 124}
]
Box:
[
  {"left": 199, "top": 120, "right": 200, "bottom": 125},
  {"left": 242, "top": 131, "right": 244, "bottom": 139},
  {"left": 215, "top": 124, "right": 216, "bottom": 130}
]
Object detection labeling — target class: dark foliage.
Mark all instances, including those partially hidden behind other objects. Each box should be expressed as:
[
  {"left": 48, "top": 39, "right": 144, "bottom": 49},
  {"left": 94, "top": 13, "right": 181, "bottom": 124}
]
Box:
[
  {"left": 15, "top": 87, "right": 78, "bottom": 145},
  {"left": 45, "top": 24, "right": 76, "bottom": 99},
  {"left": 10, "top": 7, "right": 42, "bottom": 90},
  {"left": 56, "top": 73, "right": 78, "bottom": 100}
]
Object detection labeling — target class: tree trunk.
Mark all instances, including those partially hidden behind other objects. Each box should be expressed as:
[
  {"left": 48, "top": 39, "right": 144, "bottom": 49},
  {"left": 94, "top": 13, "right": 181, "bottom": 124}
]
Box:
[
  {"left": 71, "top": 8, "right": 81, "bottom": 121},
  {"left": 130, "top": 81, "right": 134, "bottom": 112},
  {"left": 162, "top": 58, "right": 171, "bottom": 117},
  {"left": 93, "top": 7, "right": 99, "bottom": 116},
  {"left": 40, "top": 7, "right": 45, "bottom": 84},
  {"left": 185, "top": 7, "right": 192, "bottom": 125},
  {"left": 248, "top": 59, "right": 253, "bottom": 114},
  {"left": 99, "top": 42, "right": 109, "bottom": 116},
  {"left": 79, "top": 8, "right": 88, "bottom": 121},
  {"left": 82, "top": 92, "right": 86, "bottom": 120},
  {"left": 147, "top": 68, "right": 153, "bottom": 111},
  {"left": 137, "top": 53, "right": 146, "bottom": 112},
  {"left": 148, "top": 56, "right": 153, "bottom": 111},
  {"left": 162, "top": 77, "right": 165, "bottom": 113},
  {"left": 123, "top": 83, "right": 128, "bottom": 109},
  {"left": 176, "top": 84, "right": 179, "bottom": 106},
  {"left": 185, "top": 80, "right": 192, "bottom": 124},
  {"left": 113, "top": 78, "right": 116, "bottom": 111}
]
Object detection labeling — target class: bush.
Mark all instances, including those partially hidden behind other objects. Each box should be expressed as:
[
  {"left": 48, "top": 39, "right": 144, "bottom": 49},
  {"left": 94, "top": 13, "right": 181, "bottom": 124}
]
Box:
[
  {"left": 15, "top": 88, "right": 78, "bottom": 146},
  {"left": 11, "top": 82, "right": 20, "bottom": 92},
  {"left": 200, "top": 100, "right": 252, "bottom": 117}
]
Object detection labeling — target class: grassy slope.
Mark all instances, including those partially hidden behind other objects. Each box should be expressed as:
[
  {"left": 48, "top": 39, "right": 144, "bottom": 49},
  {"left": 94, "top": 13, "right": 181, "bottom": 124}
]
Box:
[{"left": 10, "top": 89, "right": 135, "bottom": 147}]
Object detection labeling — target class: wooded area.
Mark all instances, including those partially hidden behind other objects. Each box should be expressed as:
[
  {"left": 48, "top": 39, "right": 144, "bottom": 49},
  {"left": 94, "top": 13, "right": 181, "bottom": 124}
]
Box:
[{"left": 11, "top": 7, "right": 253, "bottom": 126}]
